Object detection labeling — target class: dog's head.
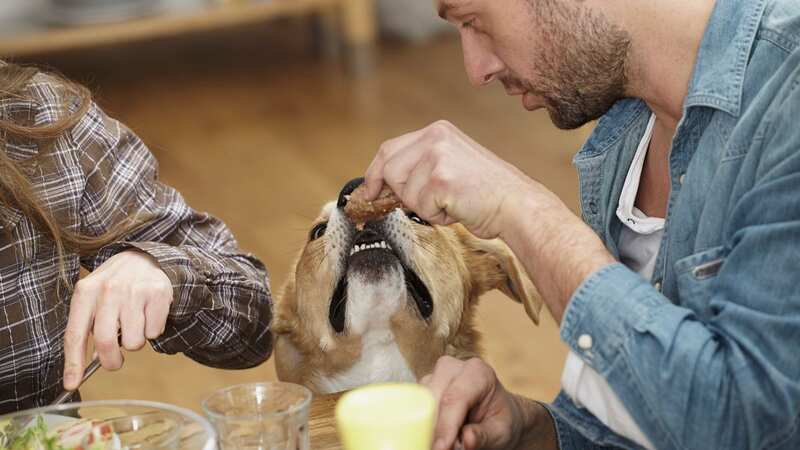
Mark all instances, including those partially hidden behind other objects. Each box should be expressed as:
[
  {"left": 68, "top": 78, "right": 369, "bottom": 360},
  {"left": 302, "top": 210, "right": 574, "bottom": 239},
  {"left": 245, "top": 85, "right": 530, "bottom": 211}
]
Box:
[{"left": 273, "top": 178, "right": 541, "bottom": 393}]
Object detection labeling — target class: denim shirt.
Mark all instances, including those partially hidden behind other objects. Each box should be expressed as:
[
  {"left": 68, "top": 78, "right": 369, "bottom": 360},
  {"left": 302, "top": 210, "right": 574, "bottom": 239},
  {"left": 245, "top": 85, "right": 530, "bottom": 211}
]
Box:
[{"left": 544, "top": 0, "right": 800, "bottom": 449}]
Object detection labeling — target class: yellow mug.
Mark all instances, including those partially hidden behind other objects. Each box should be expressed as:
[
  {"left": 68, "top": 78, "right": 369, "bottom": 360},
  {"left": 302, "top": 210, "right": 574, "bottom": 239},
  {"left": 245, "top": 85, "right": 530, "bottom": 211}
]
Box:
[{"left": 335, "top": 383, "right": 437, "bottom": 450}]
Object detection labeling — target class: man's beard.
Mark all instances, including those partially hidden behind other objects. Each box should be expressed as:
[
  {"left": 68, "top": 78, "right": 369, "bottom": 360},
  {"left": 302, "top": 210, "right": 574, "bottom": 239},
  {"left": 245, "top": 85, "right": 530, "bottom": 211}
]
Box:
[{"left": 516, "top": 0, "right": 632, "bottom": 130}]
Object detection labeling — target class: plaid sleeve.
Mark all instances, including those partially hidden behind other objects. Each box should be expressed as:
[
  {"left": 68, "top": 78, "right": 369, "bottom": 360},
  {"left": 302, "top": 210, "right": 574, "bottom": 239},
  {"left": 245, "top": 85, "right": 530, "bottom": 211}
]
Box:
[{"left": 71, "top": 100, "right": 272, "bottom": 369}]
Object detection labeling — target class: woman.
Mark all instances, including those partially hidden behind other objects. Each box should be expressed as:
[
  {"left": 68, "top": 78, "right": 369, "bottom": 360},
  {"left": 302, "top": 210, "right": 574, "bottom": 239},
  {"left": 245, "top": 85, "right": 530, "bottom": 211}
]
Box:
[{"left": 0, "top": 62, "right": 272, "bottom": 413}]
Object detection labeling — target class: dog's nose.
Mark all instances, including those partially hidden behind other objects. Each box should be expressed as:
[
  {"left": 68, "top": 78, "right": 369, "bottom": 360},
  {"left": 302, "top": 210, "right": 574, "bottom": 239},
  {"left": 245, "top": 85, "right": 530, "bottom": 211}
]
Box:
[{"left": 337, "top": 177, "right": 365, "bottom": 208}]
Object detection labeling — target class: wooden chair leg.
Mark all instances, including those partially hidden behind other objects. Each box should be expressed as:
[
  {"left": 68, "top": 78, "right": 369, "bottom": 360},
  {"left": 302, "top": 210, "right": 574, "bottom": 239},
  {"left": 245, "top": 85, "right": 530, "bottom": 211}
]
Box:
[
  {"left": 311, "top": 6, "right": 342, "bottom": 60},
  {"left": 338, "top": 0, "right": 377, "bottom": 77}
]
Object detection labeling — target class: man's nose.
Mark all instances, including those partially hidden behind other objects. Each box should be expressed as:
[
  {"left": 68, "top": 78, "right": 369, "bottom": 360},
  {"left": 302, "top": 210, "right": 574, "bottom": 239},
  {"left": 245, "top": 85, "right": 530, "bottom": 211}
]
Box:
[{"left": 461, "top": 33, "right": 505, "bottom": 87}]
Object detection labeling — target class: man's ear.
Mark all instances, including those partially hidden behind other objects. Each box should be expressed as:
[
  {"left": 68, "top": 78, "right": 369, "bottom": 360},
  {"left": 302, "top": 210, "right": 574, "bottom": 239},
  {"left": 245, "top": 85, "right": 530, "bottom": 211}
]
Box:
[
  {"left": 456, "top": 226, "right": 543, "bottom": 325},
  {"left": 272, "top": 279, "right": 298, "bottom": 336}
]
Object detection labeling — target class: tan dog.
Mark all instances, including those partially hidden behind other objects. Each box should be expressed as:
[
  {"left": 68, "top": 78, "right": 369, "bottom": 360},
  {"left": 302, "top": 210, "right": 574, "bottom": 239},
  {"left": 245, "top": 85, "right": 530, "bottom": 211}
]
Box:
[{"left": 273, "top": 178, "right": 542, "bottom": 394}]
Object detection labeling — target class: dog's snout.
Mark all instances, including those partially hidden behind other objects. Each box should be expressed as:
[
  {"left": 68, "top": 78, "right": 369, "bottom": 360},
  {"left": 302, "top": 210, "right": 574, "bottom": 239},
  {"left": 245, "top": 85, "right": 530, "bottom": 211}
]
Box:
[{"left": 337, "top": 177, "right": 365, "bottom": 208}]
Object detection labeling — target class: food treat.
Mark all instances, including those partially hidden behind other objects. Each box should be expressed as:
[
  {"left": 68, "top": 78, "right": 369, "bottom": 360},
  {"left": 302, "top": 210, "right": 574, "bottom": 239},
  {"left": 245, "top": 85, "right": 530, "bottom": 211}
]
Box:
[{"left": 344, "top": 184, "right": 403, "bottom": 223}]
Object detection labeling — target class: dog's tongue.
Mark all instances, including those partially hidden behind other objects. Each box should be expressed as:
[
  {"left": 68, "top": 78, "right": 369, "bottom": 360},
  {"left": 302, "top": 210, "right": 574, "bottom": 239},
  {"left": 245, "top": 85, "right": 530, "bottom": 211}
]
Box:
[{"left": 344, "top": 184, "right": 403, "bottom": 227}]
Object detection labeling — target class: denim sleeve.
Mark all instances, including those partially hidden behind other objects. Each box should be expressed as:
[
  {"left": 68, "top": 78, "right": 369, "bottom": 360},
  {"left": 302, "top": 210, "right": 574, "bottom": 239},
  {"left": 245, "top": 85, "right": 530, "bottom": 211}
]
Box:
[
  {"left": 539, "top": 397, "right": 638, "bottom": 450},
  {"left": 561, "top": 96, "right": 800, "bottom": 450},
  {"left": 558, "top": 23, "right": 800, "bottom": 450}
]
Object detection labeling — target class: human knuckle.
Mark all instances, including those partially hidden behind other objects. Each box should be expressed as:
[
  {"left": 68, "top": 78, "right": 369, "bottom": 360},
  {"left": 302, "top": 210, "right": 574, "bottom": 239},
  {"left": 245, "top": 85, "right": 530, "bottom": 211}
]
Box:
[
  {"left": 95, "top": 338, "right": 116, "bottom": 352},
  {"left": 101, "top": 278, "right": 123, "bottom": 296},
  {"left": 434, "top": 355, "right": 458, "bottom": 371},
  {"left": 107, "top": 359, "right": 123, "bottom": 371},
  {"left": 426, "top": 121, "right": 453, "bottom": 140},
  {"left": 468, "top": 358, "right": 495, "bottom": 379},
  {"left": 440, "top": 389, "right": 464, "bottom": 407},
  {"left": 430, "top": 168, "right": 452, "bottom": 187},
  {"left": 158, "top": 283, "right": 172, "bottom": 299},
  {"left": 377, "top": 141, "right": 394, "bottom": 158},
  {"left": 431, "top": 119, "right": 454, "bottom": 131},
  {"left": 63, "top": 328, "right": 83, "bottom": 346},
  {"left": 124, "top": 335, "right": 145, "bottom": 350},
  {"left": 73, "top": 279, "right": 95, "bottom": 297}
]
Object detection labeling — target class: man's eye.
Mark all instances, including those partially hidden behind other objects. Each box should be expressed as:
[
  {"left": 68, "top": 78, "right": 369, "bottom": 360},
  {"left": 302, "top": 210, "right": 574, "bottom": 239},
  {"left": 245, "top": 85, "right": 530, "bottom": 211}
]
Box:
[
  {"left": 310, "top": 222, "right": 328, "bottom": 241},
  {"left": 406, "top": 212, "right": 431, "bottom": 226}
]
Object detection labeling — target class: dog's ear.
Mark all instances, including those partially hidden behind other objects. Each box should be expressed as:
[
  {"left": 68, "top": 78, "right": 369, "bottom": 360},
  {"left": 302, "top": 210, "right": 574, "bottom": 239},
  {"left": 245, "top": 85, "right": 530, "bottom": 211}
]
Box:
[
  {"left": 272, "top": 279, "right": 298, "bottom": 336},
  {"left": 456, "top": 227, "right": 543, "bottom": 325}
]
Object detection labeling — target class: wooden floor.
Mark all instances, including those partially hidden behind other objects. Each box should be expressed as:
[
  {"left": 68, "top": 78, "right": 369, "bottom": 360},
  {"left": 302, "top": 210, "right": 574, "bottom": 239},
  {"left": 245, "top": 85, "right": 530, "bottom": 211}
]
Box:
[{"left": 31, "top": 23, "right": 590, "bottom": 413}]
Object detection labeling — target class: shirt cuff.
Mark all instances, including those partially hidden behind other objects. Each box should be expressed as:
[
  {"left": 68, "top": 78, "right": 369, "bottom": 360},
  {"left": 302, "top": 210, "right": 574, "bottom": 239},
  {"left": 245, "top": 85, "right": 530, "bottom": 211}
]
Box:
[
  {"left": 559, "top": 262, "right": 666, "bottom": 375},
  {"left": 94, "top": 241, "right": 213, "bottom": 321}
]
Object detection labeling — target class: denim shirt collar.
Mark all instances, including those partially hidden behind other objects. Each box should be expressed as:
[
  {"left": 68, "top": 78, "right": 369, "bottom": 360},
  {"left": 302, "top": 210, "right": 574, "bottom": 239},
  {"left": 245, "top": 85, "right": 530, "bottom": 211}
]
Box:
[
  {"left": 684, "top": 0, "right": 768, "bottom": 116},
  {"left": 576, "top": 0, "right": 768, "bottom": 159}
]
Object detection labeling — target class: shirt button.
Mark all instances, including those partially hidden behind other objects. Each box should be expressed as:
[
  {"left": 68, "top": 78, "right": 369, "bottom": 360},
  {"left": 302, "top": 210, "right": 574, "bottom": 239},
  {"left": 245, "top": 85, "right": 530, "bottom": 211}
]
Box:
[
  {"left": 679, "top": 174, "right": 686, "bottom": 185},
  {"left": 578, "top": 334, "right": 593, "bottom": 350},
  {"left": 654, "top": 281, "right": 662, "bottom": 291}
]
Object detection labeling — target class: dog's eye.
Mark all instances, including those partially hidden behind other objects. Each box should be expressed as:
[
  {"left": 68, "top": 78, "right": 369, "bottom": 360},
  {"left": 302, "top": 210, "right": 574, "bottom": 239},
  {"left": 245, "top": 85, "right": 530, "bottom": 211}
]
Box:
[
  {"left": 406, "top": 212, "right": 431, "bottom": 226},
  {"left": 309, "top": 222, "right": 328, "bottom": 241}
]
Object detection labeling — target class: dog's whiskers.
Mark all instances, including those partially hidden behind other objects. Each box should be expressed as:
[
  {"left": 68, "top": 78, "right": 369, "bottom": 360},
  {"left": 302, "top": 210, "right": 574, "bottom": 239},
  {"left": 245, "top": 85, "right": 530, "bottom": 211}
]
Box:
[{"left": 411, "top": 236, "right": 438, "bottom": 257}]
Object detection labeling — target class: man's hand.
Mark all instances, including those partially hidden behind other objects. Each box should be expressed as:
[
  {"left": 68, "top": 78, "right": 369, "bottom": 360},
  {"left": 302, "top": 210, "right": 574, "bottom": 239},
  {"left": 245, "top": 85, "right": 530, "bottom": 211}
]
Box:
[
  {"left": 63, "top": 249, "right": 173, "bottom": 390},
  {"left": 421, "top": 356, "right": 558, "bottom": 450},
  {"left": 364, "top": 120, "right": 559, "bottom": 240}
]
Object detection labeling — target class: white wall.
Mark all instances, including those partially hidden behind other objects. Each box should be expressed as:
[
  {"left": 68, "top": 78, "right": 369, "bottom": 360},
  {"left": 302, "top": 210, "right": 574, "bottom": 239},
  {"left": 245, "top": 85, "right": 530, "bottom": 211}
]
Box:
[{"left": 377, "top": 0, "right": 453, "bottom": 42}]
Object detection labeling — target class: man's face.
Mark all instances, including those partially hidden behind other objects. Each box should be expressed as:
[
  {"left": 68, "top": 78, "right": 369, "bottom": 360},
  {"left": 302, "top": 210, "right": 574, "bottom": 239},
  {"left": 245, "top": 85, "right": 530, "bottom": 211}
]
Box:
[{"left": 439, "top": 0, "right": 631, "bottom": 129}]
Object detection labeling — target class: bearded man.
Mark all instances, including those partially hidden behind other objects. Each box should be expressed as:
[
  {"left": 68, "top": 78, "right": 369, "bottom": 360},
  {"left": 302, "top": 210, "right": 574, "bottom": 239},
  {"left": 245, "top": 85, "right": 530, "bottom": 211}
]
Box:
[{"left": 362, "top": 0, "right": 800, "bottom": 449}]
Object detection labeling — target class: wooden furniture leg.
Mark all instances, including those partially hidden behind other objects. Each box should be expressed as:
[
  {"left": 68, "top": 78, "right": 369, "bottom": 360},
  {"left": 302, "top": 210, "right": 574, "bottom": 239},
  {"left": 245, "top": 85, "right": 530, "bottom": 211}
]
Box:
[{"left": 338, "top": 0, "right": 377, "bottom": 76}]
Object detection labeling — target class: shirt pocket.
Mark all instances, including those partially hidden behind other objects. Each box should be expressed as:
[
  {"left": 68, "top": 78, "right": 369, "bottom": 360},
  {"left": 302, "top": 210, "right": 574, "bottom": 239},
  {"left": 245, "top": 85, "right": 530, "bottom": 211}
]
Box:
[{"left": 673, "top": 245, "right": 728, "bottom": 317}]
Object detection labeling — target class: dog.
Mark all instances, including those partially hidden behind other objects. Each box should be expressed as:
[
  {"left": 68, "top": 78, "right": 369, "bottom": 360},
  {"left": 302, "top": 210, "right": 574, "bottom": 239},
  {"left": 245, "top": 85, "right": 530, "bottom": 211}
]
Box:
[{"left": 273, "top": 178, "right": 542, "bottom": 394}]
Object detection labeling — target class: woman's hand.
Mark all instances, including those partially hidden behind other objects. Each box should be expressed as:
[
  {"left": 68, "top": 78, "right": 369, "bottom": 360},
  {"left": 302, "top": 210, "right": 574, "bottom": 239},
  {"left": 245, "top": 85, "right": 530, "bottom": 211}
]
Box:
[{"left": 62, "top": 249, "right": 172, "bottom": 390}]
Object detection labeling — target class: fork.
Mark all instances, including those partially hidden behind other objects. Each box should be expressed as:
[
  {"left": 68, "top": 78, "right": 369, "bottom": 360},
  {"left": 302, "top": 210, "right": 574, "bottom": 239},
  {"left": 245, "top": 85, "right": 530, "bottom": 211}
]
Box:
[{"left": 51, "top": 355, "right": 104, "bottom": 405}]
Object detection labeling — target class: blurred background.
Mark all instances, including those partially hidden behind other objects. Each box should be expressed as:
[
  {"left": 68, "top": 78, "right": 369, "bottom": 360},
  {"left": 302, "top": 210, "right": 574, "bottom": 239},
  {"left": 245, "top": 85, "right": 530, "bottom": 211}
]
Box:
[{"left": 1, "top": 0, "right": 589, "bottom": 413}]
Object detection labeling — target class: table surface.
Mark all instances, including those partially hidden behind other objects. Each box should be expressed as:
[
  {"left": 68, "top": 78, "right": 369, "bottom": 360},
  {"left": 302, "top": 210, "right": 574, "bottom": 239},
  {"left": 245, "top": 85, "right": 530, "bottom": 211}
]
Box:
[{"left": 309, "top": 393, "right": 343, "bottom": 449}]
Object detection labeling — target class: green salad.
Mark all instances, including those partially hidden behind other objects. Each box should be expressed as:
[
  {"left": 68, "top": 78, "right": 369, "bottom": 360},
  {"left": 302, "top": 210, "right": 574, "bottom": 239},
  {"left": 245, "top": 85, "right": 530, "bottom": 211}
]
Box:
[{"left": 0, "top": 416, "right": 120, "bottom": 450}]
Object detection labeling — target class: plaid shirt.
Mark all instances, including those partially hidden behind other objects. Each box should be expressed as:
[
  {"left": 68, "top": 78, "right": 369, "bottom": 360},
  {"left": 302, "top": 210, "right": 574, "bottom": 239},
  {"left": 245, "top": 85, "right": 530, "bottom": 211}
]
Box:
[{"left": 0, "top": 71, "right": 273, "bottom": 414}]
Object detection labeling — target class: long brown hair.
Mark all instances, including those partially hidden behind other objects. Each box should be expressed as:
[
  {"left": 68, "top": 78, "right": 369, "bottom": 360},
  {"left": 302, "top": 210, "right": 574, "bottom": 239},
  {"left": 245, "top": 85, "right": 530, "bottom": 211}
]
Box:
[{"left": 0, "top": 63, "right": 136, "bottom": 285}]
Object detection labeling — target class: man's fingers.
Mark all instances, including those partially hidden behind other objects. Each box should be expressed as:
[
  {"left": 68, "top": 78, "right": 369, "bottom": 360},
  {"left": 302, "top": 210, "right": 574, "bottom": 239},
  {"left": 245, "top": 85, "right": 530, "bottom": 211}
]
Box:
[
  {"left": 416, "top": 180, "right": 454, "bottom": 226},
  {"left": 432, "top": 374, "right": 489, "bottom": 450},
  {"left": 421, "top": 356, "right": 464, "bottom": 406},
  {"left": 382, "top": 144, "right": 432, "bottom": 205},
  {"left": 461, "top": 424, "right": 488, "bottom": 450},
  {"left": 364, "top": 128, "right": 427, "bottom": 199},
  {"left": 398, "top": 154, "right": 436, "bottom": 214},
  {"left": 93, "top": 292, "right": 123, "bottom": 370},
  {"left": 63, "top": 282, "right": 97, "bottom": 390}
]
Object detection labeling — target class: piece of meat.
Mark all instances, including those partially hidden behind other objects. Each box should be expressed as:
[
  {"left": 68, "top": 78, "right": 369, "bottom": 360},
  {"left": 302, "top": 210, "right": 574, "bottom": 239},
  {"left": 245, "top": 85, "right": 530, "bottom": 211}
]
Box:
[{"left": 344, "top": 184, "right": 403, "bottom": 223}]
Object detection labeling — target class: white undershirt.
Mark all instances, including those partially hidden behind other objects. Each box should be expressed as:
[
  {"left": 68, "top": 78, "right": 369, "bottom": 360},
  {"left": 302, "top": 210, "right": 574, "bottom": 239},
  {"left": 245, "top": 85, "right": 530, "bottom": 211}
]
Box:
[{"left": 561, "top": 113, "right": 662, "bottom": 450}]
